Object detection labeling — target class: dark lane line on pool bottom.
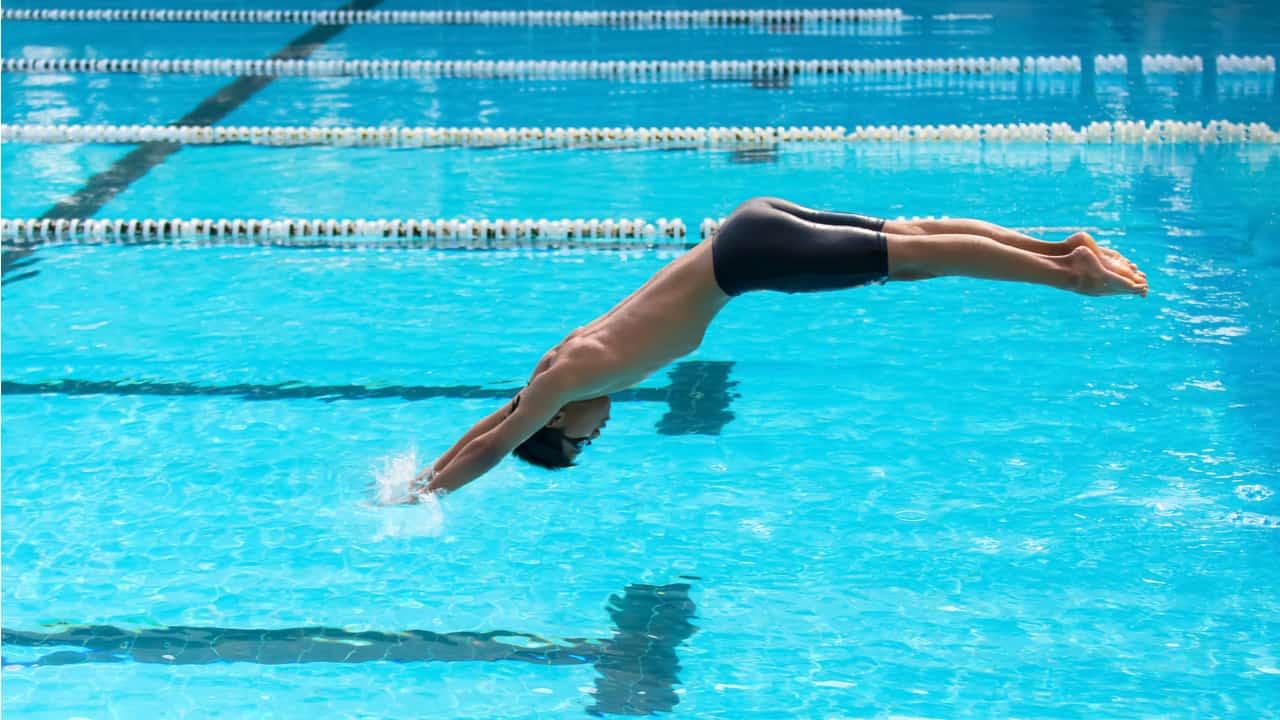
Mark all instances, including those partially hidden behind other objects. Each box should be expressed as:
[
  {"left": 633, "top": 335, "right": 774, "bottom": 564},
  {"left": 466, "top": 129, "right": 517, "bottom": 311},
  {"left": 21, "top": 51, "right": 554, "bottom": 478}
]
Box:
[
  {"left": 0, "top": 0, "right": 386, "bottom": 287},
  {"left": 1, "top": 361, "right": 739, "bottom": 436},
  {"left": 1, "top": 582, "right": 697, "bottom": 717}
]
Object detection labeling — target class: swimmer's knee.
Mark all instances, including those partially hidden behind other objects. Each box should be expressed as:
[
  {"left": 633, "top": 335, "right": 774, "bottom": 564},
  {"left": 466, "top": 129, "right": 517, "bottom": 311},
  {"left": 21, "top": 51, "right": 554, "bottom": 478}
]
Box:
[
  {"left": 881, "top": 218, "right": 929, "bottom": 236},
  {"left": 885, "top": 234, "right": 938, "bottom": 281}
]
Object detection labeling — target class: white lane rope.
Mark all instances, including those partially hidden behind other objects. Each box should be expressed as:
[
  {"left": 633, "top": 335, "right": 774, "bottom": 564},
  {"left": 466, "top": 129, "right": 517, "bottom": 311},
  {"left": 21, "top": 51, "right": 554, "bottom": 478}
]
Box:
[
  {"left": 1215, "top": 54, "right": 1278, "bottom": 73},
  {"left": 5, "top": 54, "right": 1272, "bottom": 80},
  {"left": 4, "top": 121, "right": 1275, "bottom": 148},
  {"left": 0, "top": 217, "right": 695, "bottom": 249},
  {"left": 0, "top": 7, "right": 908, "bottom": 26},
  {"left": 1, "top": 55, "right": 1085, "bottom": 79},
  {"left": 1094, "top": 54, "right": 1275, "bottom": 74}
]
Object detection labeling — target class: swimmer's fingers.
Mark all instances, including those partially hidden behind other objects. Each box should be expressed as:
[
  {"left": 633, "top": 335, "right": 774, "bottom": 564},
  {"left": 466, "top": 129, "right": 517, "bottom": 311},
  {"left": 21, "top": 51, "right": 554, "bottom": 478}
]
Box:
[
  {"left": 412, "top": 466, "right": 437, "bottom": 489},
  {"left": 406, "top": 486, "right": 447, "bottom": 504}
]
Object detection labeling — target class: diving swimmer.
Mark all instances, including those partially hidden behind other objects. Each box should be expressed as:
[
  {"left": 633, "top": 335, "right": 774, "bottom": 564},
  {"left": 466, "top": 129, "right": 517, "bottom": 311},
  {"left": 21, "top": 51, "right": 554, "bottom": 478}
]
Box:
[{"left": 410, "top": 197, "right": 1147, "bottom": 498}]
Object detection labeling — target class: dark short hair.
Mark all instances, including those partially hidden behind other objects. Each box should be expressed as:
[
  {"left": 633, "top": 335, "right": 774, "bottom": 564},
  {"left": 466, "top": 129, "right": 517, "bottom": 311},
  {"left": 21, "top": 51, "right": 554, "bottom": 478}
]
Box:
[{"left": 512, "top": 427, "right": 575, "bottom": 469}]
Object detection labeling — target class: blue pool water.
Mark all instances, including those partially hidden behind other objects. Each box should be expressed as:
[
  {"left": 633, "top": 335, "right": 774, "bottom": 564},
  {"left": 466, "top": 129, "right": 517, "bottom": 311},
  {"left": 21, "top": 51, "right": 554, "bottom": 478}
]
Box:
[{"left": 3, "top": 1, "right": 1280, "bottom": 718}]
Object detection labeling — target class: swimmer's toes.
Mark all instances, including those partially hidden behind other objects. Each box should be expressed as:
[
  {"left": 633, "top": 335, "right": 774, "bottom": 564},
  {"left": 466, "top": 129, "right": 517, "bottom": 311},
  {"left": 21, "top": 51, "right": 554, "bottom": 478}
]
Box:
[
  {"left": 1065, "top": 233, "right": 1141, "bottom": 282},
  {"left": 1117, "top": 264, "right": 1147, "bottom": 292},
  {"left": 1105, "top": 251, "right": 1143, "bottom": 283},
  {"left": 1072, "top": 246, "right": 1146, "bottom": 297}
]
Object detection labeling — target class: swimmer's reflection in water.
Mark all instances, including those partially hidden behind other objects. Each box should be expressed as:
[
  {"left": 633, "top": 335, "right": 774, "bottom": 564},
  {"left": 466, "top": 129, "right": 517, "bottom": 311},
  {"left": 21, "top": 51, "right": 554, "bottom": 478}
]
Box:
[{"left": 411, "top": 197, "right": 1147, "bottom": 499}]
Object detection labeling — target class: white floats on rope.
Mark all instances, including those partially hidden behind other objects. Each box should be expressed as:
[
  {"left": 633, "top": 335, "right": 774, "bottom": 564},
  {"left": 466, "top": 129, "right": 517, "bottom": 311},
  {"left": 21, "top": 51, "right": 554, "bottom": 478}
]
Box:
[
  {"left": 0, "top": 55, "right": 1081, "bottom": 79},
  {"left": 0, "top": 217, "right": 694, "bottom": 250},
  {"left": 1094, "top": 53, "right": 1276, "bottom": 75},
  {"left": 4, "top": 54, "right": 1270, "bottom": 81},
  {"left": 1217, "top": 54, "right": 1278, "bottom": 73},
  {"left": 0, "top": 7, "right": 908, "bottom": 26},
  {"left": 845, "top": 120, "right": 1278, "bottom": 143},
  {"left": 4, "top": 121, "right": 1276, "bottom": 148},
  {"left": 1141, "top": 54, "right": 1205, "bottom": 74},
  {"left": 1136, "top": 54, "right": 1275, "bottom": 75},
  {"left": 0, "top": 124, "right": 849, "bottom": 147},
  {"left": 1094, "top": 54, "right": 1128, "bottom": 74},
  {"left": 8, "top": 54, "right": 1273, "bottom": 80}
]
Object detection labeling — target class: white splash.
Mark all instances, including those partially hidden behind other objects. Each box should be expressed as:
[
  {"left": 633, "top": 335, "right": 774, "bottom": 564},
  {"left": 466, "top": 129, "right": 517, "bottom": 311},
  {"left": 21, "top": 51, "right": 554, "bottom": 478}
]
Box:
[
  {"left": 372, "top": 448, "right": 423, "bottom": 505},
  {"left": 370, "top": 449, "right": 445, "bottom": 538}
]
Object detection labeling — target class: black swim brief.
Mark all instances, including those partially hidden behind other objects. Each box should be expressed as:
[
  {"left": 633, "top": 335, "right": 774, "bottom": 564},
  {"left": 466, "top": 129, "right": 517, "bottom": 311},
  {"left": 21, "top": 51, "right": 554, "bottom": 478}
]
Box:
[{"left": 710, "top": 197, "right": 889, "bottom": 297}]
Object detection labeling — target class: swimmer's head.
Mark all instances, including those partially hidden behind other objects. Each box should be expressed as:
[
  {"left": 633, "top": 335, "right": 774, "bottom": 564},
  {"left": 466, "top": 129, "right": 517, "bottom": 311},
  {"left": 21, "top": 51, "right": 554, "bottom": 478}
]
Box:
[{"left": 512, "top": 396, "right": 610, "bottom": 469}]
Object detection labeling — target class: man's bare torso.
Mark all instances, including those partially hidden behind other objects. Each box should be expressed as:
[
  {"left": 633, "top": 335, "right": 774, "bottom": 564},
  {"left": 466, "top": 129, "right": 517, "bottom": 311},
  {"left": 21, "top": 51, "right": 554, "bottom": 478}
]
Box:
[{"left": 526, "top": 239, "right": 731, "bottom": 398}]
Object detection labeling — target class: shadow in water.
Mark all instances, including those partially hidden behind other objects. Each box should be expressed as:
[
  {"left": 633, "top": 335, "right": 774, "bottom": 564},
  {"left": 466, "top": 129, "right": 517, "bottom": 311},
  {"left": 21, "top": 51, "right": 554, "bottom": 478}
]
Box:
[
  {"left": 729, "top": 146, "right": 779, "bottom": 164},
  {"left": 1, "top": 249, "right": 40, "bottom": 286},
  {"left": 750, "top": 72, "right": 792, "bottom": 90},
  {"left": 2, "top": 361, "right": 738, "bottom": 435},
  {"left": 2, "top": 582, "right": 697, "bottom": 716}
]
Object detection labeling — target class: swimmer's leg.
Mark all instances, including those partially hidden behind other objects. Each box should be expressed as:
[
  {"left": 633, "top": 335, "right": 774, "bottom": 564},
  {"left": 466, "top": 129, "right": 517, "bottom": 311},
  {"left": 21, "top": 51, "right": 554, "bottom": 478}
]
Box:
[
  {"left": 742, "top": 198, "right": 1146, "bottom": 292},
  {"left": 760, "top": 200, "right": 1072, "bottom": 255},
  {"left": 886, "top": 232, "right": 1147, "bottom": 297},
  {"left": 885, "top": 217, "right": 1144, "bottom": 284},
  {"left": 884, "top": 217, "right": 1072, "bottom": 253}
]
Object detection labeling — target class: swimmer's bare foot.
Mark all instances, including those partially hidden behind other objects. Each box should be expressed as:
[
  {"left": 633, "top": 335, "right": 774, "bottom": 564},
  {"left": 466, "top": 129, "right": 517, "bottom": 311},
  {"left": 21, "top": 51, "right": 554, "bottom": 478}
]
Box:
[
  {"left": 1064, "top": 232, "right": 1147, "bottom": 286},
  {"left": 1066, "top": 245, "right": 1147, "bottom": 296}
]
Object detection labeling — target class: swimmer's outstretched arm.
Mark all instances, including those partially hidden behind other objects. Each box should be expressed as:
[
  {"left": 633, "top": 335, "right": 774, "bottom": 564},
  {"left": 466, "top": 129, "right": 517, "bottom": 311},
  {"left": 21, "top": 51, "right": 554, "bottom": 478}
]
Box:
[
  {"left": 419, "top": 404, "right": 512, "bottom": 479},
  {"left": 414, "top": 370, "right": 578, "bottom": 496}
]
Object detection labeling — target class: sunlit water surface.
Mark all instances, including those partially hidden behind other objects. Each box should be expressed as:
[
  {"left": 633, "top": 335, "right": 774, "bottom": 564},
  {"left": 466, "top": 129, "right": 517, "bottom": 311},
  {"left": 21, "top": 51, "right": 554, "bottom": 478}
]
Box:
[{"left": 3, "top": 1, "right": 1279, "bottom": 718}]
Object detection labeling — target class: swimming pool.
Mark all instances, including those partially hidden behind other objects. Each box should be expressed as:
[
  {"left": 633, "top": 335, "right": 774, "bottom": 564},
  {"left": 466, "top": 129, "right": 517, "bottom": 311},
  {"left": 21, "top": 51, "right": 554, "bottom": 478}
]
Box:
[{"left": 3, "top": 1, "right": 1279, "bottom": 717}]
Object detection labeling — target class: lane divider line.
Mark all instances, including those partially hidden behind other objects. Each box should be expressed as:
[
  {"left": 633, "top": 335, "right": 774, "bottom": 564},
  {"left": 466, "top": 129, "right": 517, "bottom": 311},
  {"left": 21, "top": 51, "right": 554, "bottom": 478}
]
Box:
[
  {"left": 1, "top": 55, "right": 1087, "bottom": 79},
  {"left": 1, "top": 217, "right": 694, "bottom": 249},
  {"left": 5, "top": 121, "right": 1275, "bottom": 147},
  {"left": 1, "top": 7, "right": 908, "bottom": 26},
  {"left": 4, "top": 55, "right": 1273, "bottom": 80},
  {"left": 1094, "top": 54, "right": 1275, "bottom": 74}
]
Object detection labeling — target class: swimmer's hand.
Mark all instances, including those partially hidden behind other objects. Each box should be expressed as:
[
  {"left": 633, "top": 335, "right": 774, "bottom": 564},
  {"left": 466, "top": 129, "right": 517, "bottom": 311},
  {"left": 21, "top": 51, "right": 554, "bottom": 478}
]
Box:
[{"left": 407, "top": 467, "right": 438, "bottom": 503}]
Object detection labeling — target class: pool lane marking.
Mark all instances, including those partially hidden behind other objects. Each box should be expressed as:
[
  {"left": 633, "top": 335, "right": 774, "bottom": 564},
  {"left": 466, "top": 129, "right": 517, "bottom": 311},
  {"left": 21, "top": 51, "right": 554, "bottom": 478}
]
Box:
[
  {"left": 0, "top": 361, "right": 740, "bottom": 436},
  {"left": 1, "top": 581, "right": 698, "bottom": 716},
  {"left": 9, "top": 55, "right": 1274, "bottom": 81},
  {"left": 0, "top": 216, "right": 696, "bottom": 250},
  {"left": 2, "top": 54, "right": 1083, "bottom": 80},
  {"left": 8, "top": 119, "right": 1276, "bottom": 148},
  {"left": 3, "top": 7, "right": 906, "bottom": 26},
  {"left": 37, "top": 0, "right": 385, "bottom": 222}
]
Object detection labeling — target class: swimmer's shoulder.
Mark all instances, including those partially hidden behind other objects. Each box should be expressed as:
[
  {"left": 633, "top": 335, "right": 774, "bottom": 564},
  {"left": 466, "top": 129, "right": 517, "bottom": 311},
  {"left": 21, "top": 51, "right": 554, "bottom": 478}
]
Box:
[{"left": 525, "top": 340, "right": 618, "bottom": 398}]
